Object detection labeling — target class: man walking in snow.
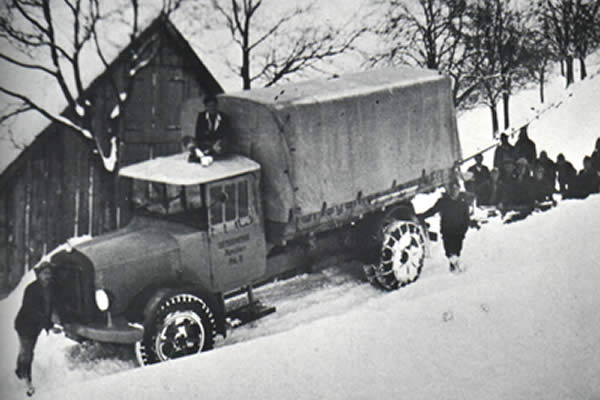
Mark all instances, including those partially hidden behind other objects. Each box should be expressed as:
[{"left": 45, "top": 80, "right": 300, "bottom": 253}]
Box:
[
  {"left": 418, "top": 181, "right": 471, "bottom": 273},
  {"left": 14, "top": 261, "right": 62, "bottom": 396}
]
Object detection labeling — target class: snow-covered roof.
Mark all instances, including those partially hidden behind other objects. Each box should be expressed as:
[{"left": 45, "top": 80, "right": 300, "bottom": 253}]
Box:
[
  {"left": 119, "top": 153, "right": 260, "bottom": 185},
  {"left": 223, "top": 67, "right": 440, "bottom": 107}
]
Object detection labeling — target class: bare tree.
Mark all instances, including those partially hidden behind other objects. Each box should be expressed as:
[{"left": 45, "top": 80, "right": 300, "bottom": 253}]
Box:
[
  {"left": 205, "top": 0, "right": 365, "bottom": 89},
  {"left": 536, "top": 0, "right": 600, "bottom": 86},
  {"left": 0, "top": 0, "right": 181, "bottom": 171},
  {"left": 572, "top": 0, "right": 600, "bottom": 80},
  {"left": 464, "top": 0, "right": 528, "bottom": 134},
  {"left": 369, "top": 0, "right": 478, "bottom": 108}
]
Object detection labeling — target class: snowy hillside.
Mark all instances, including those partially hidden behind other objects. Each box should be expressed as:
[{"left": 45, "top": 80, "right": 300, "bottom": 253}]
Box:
[{"left": 2, "top": 60, "right": 600, "bottom": 399}]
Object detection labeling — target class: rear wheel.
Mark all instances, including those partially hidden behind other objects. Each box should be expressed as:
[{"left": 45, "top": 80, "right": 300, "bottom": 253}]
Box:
[
  {"left": 369, "top": 220, "right": 426, "bottom": 290},
  {"left": 135, "top": 292, "right": 216, "bottom": 366}
]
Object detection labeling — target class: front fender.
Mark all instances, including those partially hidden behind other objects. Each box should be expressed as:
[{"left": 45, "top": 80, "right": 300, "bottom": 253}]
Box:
[{"left": 139, "top": 286, "right": 226, "bottom": 337}]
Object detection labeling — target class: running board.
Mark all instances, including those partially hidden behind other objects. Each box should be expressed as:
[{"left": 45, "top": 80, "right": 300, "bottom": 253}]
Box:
[{"left": 226, "top": 301, "right": 276, "bottom": 328}]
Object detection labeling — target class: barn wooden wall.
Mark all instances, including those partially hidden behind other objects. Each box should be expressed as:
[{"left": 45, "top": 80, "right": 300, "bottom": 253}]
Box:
[{"left": 0, "top": 27, "right": 217, "bottom": 291}]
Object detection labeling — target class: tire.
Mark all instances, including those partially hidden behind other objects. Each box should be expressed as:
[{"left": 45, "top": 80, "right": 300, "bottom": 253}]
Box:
[
  {"left": 374, "top": 206, "right": 415, "bottom": 243},
  {"left": 372, "top": 220, "right": 426, "bottom": 290},
  {"left": 135, "top": 292, "right": 216, "bottom": 366}
]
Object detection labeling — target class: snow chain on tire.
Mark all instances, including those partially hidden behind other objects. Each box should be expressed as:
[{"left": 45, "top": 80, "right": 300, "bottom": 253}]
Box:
[
  {"left": 367, "top": 220, "right": 426, "bottom": 291},
  {"left": 135, "top": 293, "right": 216, "bottom": 366}
]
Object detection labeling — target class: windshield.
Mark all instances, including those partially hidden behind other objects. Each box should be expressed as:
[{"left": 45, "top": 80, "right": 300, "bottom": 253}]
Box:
[{"left": 131, "top": 180, "right": 207, "bottom": 228}]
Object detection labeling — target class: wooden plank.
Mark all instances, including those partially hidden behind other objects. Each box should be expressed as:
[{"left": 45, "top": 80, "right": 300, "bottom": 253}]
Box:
[
  {"left": 0, "top": 193, "right": 7, "bottom": 289},
  {"left": 29, "top": 150, "right": 47, "bottom": 265},
  {"left": 78, "top": 142, "right": 91, "bottom": 237},
  {"left": 4, "top": 178, "right": 17, "bottom": 287},
  {"left": 12, "top": 173, "right": 27, "bottom": 279},
  {"left": 47, "top": 131, "right": 65, "bottom": 250},
  {"left": 62, "top": 130, "right": 79, "bottom": 239}
]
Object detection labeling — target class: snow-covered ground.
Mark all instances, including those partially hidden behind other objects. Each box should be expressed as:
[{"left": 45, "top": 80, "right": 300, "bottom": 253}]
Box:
[{"left": 2, "top": 60, "right": 600, "bottom": 399}]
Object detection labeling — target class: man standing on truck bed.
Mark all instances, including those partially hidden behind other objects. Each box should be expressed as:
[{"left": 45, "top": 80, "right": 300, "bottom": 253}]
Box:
[
  {"left": 418, "top": 181, "right": 471, "bottom": 274},
  {"left": 195, "top": 95, "right": 229, "bottom": 157}
]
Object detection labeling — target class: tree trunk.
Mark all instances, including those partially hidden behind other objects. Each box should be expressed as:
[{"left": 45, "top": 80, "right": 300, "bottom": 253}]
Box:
[
  {"left": 579, "top": 57, "right": 587, "bottom": 80},
  {"left": 242, "top": 48, "right": 251, "bottom": 90},
  {"left": 566, "top": 55, "right": 574, "bottom": 87},
  {"left": 502, "top": 92, "right": 510, "bottom": 130},
  {"left": 539, "top": 72, "right": 545, "bottom": 104},
  {"left": 560, "top": 59, "right": 564, "bottom": 76},
  {"left": 490, "top": 104, "right": 499, "bottom": 137}
]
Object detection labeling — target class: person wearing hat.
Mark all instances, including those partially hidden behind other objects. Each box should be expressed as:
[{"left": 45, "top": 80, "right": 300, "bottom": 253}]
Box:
[
  {"left": 417, "top": 180, "right": 471, "bottom": 274},
  {"left": 14, "top": 261, "right": 62, "bottom": 396},
  {"left": 194, "top": 95, "right": 229, "bottom": 158}
]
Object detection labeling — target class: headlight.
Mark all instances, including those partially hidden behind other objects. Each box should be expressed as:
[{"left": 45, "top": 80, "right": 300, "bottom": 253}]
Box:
[{"left": 95, "top": 289, "right": 110, "bottom": 311}]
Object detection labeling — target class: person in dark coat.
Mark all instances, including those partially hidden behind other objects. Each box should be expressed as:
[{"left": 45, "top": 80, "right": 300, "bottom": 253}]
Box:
[
  {"left": 195, "top": 95, "right": 229, "bottom": 157},
  {"left": 514, "top": 125, "right": 537, "bottom": 165},
  {"left": 466, "top": 153, "right": 491, "bottom": 203},
  {"left": 14, "top": 262, "right": 61, "bottom": 394},
  {"left": 418, "top": 181, "right": 471, "bottom": 273},
  {"left": 556, "top": 153, "right": 577, "bottom": 195},
  {"left": 536, "top": 150, "right": 557, "bottom": 191},
  {"left": 530, "top": 165, "right": 555, "bottom": 204},
  {"left": 494, "top": 133, "right": 517, "bottom": 182},
  {"left": 566, "top": 156, "right": 600, "bottom": 199},
  {"left": 477, "top": 168, "right": 504, "bottom": 207},
  {"left": 590, "top": 137, "right": 600, "bottom": 172},
  {"left": 493, "top": 133, "right": 515, "bottom": 175},
  {"left": 503, "top": 157, "right": 534, "bottom": 210}
]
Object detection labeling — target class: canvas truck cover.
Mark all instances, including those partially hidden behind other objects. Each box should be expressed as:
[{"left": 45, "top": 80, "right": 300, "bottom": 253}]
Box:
[{"left": 218, "top": 67, "right": 461, "bottom": 239}]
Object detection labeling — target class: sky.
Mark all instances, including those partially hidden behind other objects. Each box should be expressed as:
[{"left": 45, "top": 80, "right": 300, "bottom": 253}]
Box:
[{"left": 0, "top": 41, "right": 599, "bottom": 400}]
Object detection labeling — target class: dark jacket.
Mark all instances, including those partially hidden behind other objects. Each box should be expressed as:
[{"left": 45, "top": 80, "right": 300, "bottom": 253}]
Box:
[
  {"left": 591, "top": 150, "right": 600, "bottom": 172},
  {"left": 503, "top": 175, "right": 534, "bottom": 208},
  {"left": 557, "top": 161, "right": 577, "bottom": 193},
  {"left": 467, "top": 163, "right": 491, "bottom": 187},
  {"left": 421, "top": 194, "right": 470, "bottom": 236},
  {"left": 14, "top": 281, "right": 55, "bottom": 338},
  {"left": 567, "top": 170, "right": 600, "bottom": 199},
  {"left": 537, "top": 157, "right": 557, "bottom": 186},
  {"left": 194, "top": 111, "right": 229, "bottom": 154},
  {"left": 493, "top": 143, "right": 515, "bottom": 169},
  {"left": 530, "top": 178, "right": 554, "bottom": 203},
  {"left": 515, "top": 137, "right": 537, "bottom": 165}
]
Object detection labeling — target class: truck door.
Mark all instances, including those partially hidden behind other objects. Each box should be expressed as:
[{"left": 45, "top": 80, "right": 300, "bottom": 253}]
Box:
[{"left": 207, "top": 173, "right": 267, "bottom": 292}]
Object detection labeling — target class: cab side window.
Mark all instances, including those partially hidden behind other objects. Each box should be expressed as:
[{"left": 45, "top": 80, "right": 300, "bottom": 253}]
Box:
[{"left": 209, "top": 178, "right": 251, "bottom": 234}]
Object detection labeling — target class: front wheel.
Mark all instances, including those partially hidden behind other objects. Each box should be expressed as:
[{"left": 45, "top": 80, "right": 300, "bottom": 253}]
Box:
[
  {"left": 368, "top": 220, "right": 426, "bottom": 290},
  {"left": 135, "top": 292, "right": 216, "bottom": 366}
]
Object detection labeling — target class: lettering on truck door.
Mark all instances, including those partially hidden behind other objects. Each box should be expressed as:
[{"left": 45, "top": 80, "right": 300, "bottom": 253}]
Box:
[{"left": 207, "top": 174, "right": 266, "bottom": 292}]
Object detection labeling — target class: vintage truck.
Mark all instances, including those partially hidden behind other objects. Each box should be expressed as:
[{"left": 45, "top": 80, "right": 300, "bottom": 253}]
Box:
[{"left": 47, "top": 67, "right": 462, "bottom": 366}]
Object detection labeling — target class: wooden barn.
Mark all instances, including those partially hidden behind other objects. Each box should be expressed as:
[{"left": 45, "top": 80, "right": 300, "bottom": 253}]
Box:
[{"left": 0, "top": 15, "right": 223, "bottom": 293}]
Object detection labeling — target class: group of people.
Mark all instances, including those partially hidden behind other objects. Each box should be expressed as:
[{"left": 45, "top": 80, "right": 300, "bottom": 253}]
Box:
[
  {"left": 419, "top": 127, "right": 600, "bottom": 275},
  {"left": 466, "top": 128, "right": 600, "bottom": 210}
]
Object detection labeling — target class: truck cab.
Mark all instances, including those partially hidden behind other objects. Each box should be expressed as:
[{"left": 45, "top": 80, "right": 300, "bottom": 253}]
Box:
[
  {"left": 57, "top": 153, "right": 268, "bottom": 365},
  {"left": 120, "top": 153, "right": 267, "bottom": 293}
]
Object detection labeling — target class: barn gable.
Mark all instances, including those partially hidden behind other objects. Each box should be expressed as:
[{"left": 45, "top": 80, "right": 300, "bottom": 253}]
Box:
[{"left": 0, "top": 15, "right": 222, "bottom": 292}]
